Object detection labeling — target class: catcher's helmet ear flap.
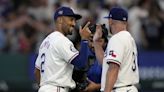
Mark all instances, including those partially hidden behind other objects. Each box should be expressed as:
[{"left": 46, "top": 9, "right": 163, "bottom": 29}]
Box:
[
  {"left": 88, "top": 24, "right": 108, "bottom": 42},
  {"left": 101, "top": 24, "right": 108, "bottom": 42},
  {"left": 88, "top": 24, "right": 96, "bottom": 34}
]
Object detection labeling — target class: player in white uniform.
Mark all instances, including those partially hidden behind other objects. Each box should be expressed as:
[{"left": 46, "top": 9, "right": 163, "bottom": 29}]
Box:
[
  {"left": 93, "top": 7, "right": 139, "bottom": 92},
  {"left": 34, "top": 7, "right": 91, "bottom": 92}
]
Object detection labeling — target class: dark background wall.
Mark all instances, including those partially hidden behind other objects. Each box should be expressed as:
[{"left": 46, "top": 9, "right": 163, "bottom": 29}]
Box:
[{"left": 0, "top": 51, "right": 164, "bottom": 92}]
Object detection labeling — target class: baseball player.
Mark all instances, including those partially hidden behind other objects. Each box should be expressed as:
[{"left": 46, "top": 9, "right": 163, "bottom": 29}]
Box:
[
  {"left": 93, "top": 7, "right": 139, "bottom": 92},
  {"left": 82, "top": 24, "right": 108, "bottom": 92},
  {"left": 34, "top": 6, "right": 91, "bottom": 92}
]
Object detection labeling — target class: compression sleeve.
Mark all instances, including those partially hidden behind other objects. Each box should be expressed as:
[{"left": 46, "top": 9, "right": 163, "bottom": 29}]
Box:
[{"left": 71, "top": 40, "right": 89, "bottom": 69}]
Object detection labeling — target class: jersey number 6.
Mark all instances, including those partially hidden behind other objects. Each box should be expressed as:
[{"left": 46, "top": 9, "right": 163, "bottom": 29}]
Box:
[{"left": 41, "top": 53, "right": 45, "bottom": 73}]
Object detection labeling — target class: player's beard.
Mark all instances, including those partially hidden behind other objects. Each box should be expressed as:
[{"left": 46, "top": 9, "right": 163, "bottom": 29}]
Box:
[
  {"left": 62, "top": 24, "right": 73, "bottom": 35},
  {"left": 68, "top": 27, "right": 74, "bottom": 35}
]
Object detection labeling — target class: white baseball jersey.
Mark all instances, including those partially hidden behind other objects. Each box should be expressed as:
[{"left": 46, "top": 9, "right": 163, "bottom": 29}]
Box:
[
  {"left": 101, "top": 31, "right": 139, "bottom": 91},
  {"left": 35, "top": 31, "right": 79, "bottom": 89}
]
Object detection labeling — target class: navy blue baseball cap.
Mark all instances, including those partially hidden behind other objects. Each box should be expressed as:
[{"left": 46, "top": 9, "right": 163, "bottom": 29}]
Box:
[
  {"left": 54, "top": 6, "right": 82, "bottom": 20},
  {"left": 104, "top": 7, "right": 128, "bottom": 21}
]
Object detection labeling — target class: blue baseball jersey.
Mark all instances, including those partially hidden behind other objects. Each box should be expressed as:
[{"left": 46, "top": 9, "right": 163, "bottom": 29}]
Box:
[{"left": 87, "top": 50, "right": 102, "bottom": 83}]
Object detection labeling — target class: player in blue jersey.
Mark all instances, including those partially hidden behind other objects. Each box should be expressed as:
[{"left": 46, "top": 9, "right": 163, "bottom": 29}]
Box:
[{"left": 84, "top": 24, "right": 108, "bottom": 92}]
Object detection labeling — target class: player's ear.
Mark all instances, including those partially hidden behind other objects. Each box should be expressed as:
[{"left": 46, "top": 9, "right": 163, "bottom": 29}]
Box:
[
  {"left": 57, "top": 17, "right": 63, "bottom": 24},
  {"left": 109, "top": 19, "right": 112, "bottom": 25}
]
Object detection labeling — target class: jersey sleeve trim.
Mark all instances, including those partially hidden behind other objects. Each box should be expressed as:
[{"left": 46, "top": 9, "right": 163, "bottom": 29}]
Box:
[
  {"left": 35, "top": 65, "right": 40, "bottom": 70},
  {"left": 68, "top": 52, "right": 79, "bottom": 63},
  {"left": 106, "top": 59, "right": 121, "bottom": 66}
]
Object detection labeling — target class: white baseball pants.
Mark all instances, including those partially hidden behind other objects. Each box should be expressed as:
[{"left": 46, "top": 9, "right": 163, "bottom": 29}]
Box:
[
  {"left": 38, "top": 85, "right": 69, "bottom": 92},
  {"left": 112, "top": 85, "right": 138, "bottom": 92}
]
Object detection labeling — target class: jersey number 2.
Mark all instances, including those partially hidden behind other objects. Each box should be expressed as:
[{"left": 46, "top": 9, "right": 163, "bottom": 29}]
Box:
[{"left": 41, "top": 53, "right": 45, "bottom": 73}]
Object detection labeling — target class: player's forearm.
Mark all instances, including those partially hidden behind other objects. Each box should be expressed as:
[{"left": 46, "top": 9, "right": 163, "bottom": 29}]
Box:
[
  {"left": 84, "top": 82, "right": 101, "bottom": 92},
  {"left": 104, "top": 63, "right": 119, "bottom": 92},
  {"left": 93, "top": 42, "right": 104, "bottom": 65},
  {"left": 90, "top": 84, "right": 101, "bottom": 92},
  {"left": 94, "top": 83, "right": 101, "bottom": 91},
  {"left": 71, "top": 40, "right": 89, "bottom": 69}
]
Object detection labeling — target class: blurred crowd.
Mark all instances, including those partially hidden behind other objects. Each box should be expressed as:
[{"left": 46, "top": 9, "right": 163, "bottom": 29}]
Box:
[{"left": 0, "top": 0, "right": 164, "bottom": 54}]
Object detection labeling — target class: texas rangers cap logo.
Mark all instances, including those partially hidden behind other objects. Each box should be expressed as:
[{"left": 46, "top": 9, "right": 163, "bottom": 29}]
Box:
[
  {"left": 109, "top": 50, "right": 116, "bottom": 58},
  {"left": 58, "top": 10, "right": 63, "bottom": 15}
]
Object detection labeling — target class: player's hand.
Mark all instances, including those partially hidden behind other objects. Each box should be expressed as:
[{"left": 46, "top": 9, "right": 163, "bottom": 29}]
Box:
[
  {"left": 83, "top": 79, "right": 100, "bottom": 92},
  {"left": 79, "top": 22, "right": 91, "bottom": 40},
  {"left": 93, "top": 25, "right": 103, "bottom": 42}
]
